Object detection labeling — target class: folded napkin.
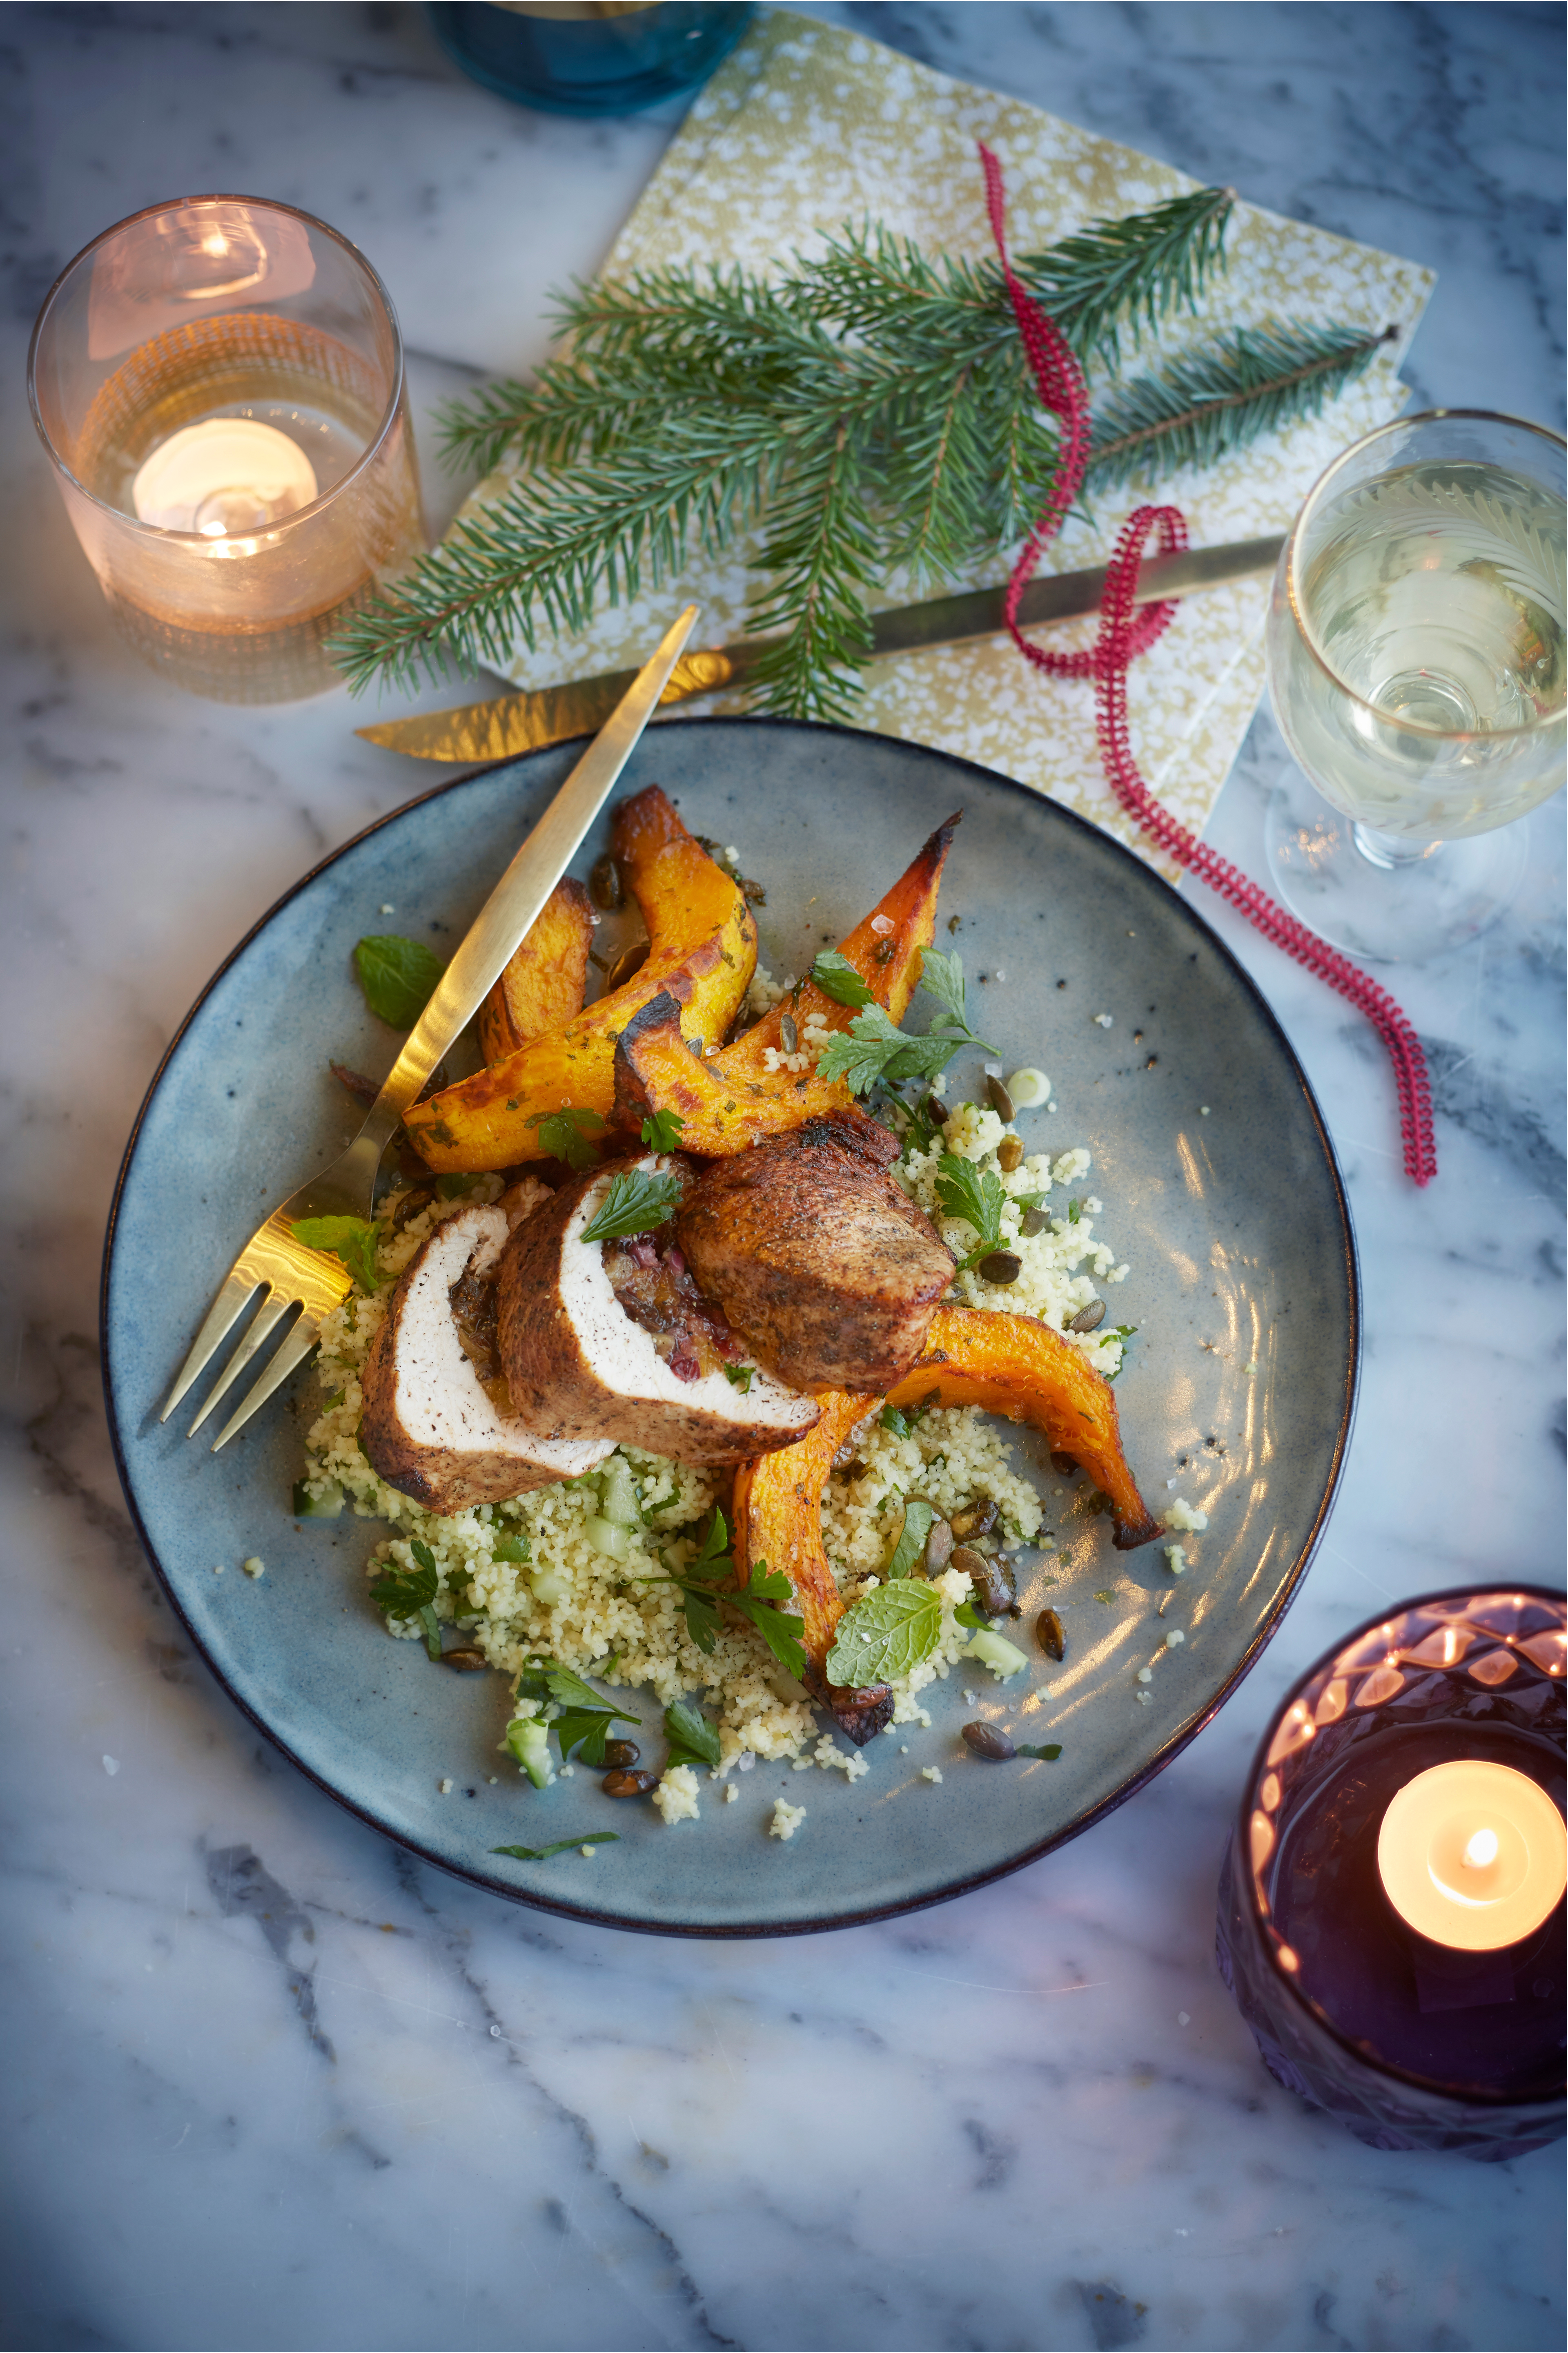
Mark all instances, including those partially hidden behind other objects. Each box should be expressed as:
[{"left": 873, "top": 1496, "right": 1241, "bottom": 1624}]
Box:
[{"left": 462, "top": 9, "right": 1434, "bottom": 875}]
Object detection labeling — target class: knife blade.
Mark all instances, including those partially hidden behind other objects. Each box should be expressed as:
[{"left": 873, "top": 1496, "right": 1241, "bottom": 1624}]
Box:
[{"left": 355, "top": 534, "right": 1285, "bottom": 763}]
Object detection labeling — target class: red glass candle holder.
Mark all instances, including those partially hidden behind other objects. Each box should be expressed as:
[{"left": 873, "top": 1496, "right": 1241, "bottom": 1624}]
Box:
[{"left": 1216, "top": 1586, "right": 1565, "bottom": 2159}]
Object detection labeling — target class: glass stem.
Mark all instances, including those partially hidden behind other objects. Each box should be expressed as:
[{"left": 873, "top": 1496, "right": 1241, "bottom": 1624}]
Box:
[{"left": 1350, "top": 821, "right": 1443, "bottom": 872}]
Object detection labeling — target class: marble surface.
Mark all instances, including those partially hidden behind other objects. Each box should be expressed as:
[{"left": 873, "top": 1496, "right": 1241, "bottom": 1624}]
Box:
[{"left": 2, "top": 5, "right": 1563, "bottom": 2348}]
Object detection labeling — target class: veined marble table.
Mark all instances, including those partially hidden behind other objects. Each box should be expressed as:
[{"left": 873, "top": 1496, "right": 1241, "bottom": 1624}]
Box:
[{"left": 2, "top": 7, "right": 1562, "bottom": 2348}]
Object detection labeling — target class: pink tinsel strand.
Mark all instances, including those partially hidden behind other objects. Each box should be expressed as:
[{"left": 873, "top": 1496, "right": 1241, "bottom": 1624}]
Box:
[{"left": 976, "top": 143, "right": 1437, "bottom": 1185}]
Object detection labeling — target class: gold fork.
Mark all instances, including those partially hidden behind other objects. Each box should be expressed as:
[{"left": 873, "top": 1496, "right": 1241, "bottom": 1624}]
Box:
[{"left": 161, "top": 604, "right": 699, "bottom": 1451}]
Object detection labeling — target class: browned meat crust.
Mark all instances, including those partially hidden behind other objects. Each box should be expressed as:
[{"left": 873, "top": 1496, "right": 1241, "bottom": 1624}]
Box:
[{"left": 674, "top": 1109, "right": 955, "bottom": 1393}]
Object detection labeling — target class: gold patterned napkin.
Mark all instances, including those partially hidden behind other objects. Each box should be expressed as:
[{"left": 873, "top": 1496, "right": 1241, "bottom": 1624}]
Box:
[{"left": 462, "top": 9, "right": 1433, "bottom": 875}]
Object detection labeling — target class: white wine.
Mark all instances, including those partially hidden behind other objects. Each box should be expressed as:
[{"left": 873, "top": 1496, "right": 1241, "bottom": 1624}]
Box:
[{"left": 1269, "top": 456, "right": 1565, "bottom": 841}]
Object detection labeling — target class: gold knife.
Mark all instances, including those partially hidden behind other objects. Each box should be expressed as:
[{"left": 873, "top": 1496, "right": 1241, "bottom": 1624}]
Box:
[{"left": 355, "top": 534, "right": 1285, "bottom": 763}]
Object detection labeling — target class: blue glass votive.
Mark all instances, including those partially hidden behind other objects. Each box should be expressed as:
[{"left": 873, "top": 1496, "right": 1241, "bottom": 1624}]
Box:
[
  {"left": 1216, "top": 1586, "right": 1566, "bottom": 2160},
  {"left": 428, "top": 2, "right": 755, "bottom": 118}
]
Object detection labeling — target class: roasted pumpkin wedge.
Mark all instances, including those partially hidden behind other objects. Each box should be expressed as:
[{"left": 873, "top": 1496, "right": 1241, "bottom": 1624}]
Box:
[
  {"left": 886, "top": 1306, "right": 1161, "bottom": 1550},
  {"left": 611, "top": 814, "right": 958, "bottom": 1155},
  {"left": 405, "top": 787, "right": 757, "bottom": 1171},
  {"left": 476, "top": 877, "right": 596, "bottom": 1066},
  {"left": 732, "top": 1392, "right": 895, "bottom": 1746}
]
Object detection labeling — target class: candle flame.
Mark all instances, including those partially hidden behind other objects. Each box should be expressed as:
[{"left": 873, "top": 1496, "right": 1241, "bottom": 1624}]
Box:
[{"left": 1462, "top": 1827, "right": 1499, "bottom": 1870}]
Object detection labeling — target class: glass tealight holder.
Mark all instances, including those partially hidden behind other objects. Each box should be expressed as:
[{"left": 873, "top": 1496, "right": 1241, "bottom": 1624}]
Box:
[
  {"left": 1216, "top": 1586, "right": 1566, "bottom": 2160},
  {"left": 29, "top": 196, "right": 425, "bottom": 704}
]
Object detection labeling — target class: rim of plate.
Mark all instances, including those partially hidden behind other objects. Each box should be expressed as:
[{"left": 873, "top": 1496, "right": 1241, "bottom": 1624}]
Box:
[{"left": 100, "top": 715, "right": 1361, "bottom": 1938}]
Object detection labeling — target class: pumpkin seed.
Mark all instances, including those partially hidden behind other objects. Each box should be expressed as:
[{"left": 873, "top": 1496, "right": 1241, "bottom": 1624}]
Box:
[
  {"left": 1067, "top": 1299, "right": 1107, "bottom": 1334},
  {"left": 950, "top": 1497, "right": 997, "bottom": 1541},
  {"left": 603, "top": 1739, "right": 640, "bottom": 1769},
  {"left": 1036, "top": 1608, "right": 1066, "bottom": 1661},
  {"left": 997, "top": 1135, "right": 1024, "bottom": 1172},
  {"left": 978, "top": 1249, "right": 1022, "bottom": 1285},
  {"left": 1018, "top": 1209, "right": 1049, "bottom": 1238},
  {"left": 985, "top": 1073, "right": 1016, "bottom": 1122},
  {"left": 961, "top": 1720, "right": 1016, "bottom": 1761},
  {"left": 1049, "top": 1452, "right": 1079, "bottom": 1476},
  {"left": 445, "top": 1647, "right": 489, "bottom": 1672},
  {"left": 602, "top": 1768, "right": 658, "bottom": 1798},
  {"left": 604, "top": 939, "right": 650, "bottom": 993},
  {"left": 955, "top": 1546, "right": 1015, "bottom": 1617},
  {"left": 924, "top": 1517, "right": 955, "bottom": 1574},
  {"left": 590, "top": 854, "right": 624, "bottom": 910},
  {"left": 780, "top": 1013, "right": 798, "bottom": 1055}
]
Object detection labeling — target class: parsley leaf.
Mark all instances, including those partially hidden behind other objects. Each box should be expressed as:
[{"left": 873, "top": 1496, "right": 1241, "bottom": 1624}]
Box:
[
  {"left": 1016, "top": 1743, "right": 1063, "bottom": 1761},
  {"left": 371, "top": 1540, "right": 442, "bottom": 1659},
  {"left": 721, "top": 1362, "right": 754, "bottom": 1394},
  {"left": 580, "top": 1169, "right": 684, "bottom": 1245},
  {"left": 491, "top": 1533, "right": 531, "bottom": 1563},
  {"left": 664, "top": 1698, "right": 722, "bottom": 1772},
  {"left": 662, "top": 1510, "right": 806, "bottom": 1679},
  {"left": 514, "top": 1659, "right": 640, "bottom": 1766},
  {"left": 885, "top": 1498, "right": 933, "bottom": 1580},
  {"left": 291, "top": 1214, "right": 385, "bottom": 1294},
  {"left": 826, "top": 1581, "right": 942, "bottom": 1685},
  {"left": 354, "top": 934, "right": 446, "bottom": 1029},
  {"left": 1067, "top": 1197, "right": 1082, "bottom": 1223},
  {"left": 492, "top": 1836, "right": 621, "bottom": 1862},
  {"left": 953, "top": 1601, "right": 987, "bottom": 1630},
  {"left": 526, "top": 1106, "right": 606, "bottom": 1170},
  {"left": 879, "top": 1403, "right": 909, "bottom": 1439},
  {"left": 913, "top": 945, "right": 969, "bottom": 1028},
  {"left": 934, "top": 1153, "right": 1007, "bottom": 1270},
  {"left": 640, "top": 1108, "right": 686, "bottom": 1154},
  {"left": 809, "top": 950, "right": 875, "bottom": 1008}
]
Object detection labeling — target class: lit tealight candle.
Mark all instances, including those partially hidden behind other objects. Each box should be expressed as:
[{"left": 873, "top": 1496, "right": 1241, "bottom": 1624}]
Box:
[
  {"left": 131, "top": 419, "right": 318, "bottom": 536},
  {"left": 1377, "top": 1759, "right": 1567, "bottom": 1952}
]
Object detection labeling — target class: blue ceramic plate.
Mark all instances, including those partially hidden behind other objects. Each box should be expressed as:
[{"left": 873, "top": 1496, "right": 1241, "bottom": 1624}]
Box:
[{"left": 103, "top": 718, "right": 1357, "bottom": 1936}]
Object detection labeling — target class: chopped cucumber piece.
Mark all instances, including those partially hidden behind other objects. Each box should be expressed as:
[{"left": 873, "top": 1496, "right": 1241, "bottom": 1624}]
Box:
[
  {"left": 528, "top": 1565, "right": 570, "bottom": 1606},
  {"left": 505, "top": 1716, "right": 554, "bottom": 1789},
  {"left": 966, "top": 1628, "right": 1029, "bottom": 1680},
  {"left": 292, "top": 1480, "right": 342, "bottom": 1519},
  {"left": 598, "top": 1455, "right": 641, "bottom": 1531},
  {"left": 584, "top": 1515, "right": 631, "bottom": 1561}
]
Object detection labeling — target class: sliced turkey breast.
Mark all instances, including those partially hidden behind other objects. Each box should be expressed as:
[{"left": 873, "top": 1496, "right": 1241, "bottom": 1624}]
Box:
[
  {"left": 361, "top": 1198, "right": 611, "bottom": 1511},
  {"left": 673, "top": 1109, "right": 954, "bottom": 1392},
  {"left": 497, "top": 1155, "right": 821, "bottom": 1461}
]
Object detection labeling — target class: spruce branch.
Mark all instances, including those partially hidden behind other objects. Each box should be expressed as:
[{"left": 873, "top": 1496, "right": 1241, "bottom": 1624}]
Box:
[{"left": 1086, "top": 321, "right": 1397, "bottom": 489}]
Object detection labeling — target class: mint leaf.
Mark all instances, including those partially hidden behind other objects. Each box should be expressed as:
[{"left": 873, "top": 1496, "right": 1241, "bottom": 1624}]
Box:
[
  {"left": 954, "top": 1601, "right": 987, "bottom": 1630},
  {"left": 664, "top": 1698, "right": 722, "bottom": 1771},
  {"left": 526, "top": 1106, "right": 606, "bottom": 1171},
  {"left": 1016, "top": 1743, "right": 1063, "bottom": 1761},
  {"left": 354, "top": 934, "right": 445, "bottom": 1029},
  {"left": 291, "top": 1214, "right": 384, "bottom": 1294},
  {"left": 826, "top": 1581, "right": 942, "bottom": 1685},
  {"left": 581, "top": 1169, "right": 683, "bottom": 1245},
  {"left": 934, "top": 1153, "right": 1005, "bottom": 1267},
  {"left": 879, "top": 1403, "right": 909, "bottom": 1439},
  {"left": 640, "top": 1108, "right": 686, "bottom": 1154},
  {"left": 885, "top": 1498, "right": 933, "bottom": 1580},
  {"left": 721, "top": 1362, "right": 753, "bottom": 1394},
  {"left": 492, "top": 1836, "right": 620, "bottom": 1862},
  {"left": 810, "top": 950, "right": 874, "bottom": 1008}
]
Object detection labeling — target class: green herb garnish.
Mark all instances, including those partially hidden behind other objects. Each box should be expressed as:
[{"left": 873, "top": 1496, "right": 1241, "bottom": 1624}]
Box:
[
  {"left": 1067, "top": 1197, "right": 1082, "bottom": 1224},
  {"left": 640, "top": 1108, "right": 687, "bottom": 1154},
  {"left": 492, "top": 1836, "right": 621, "bottom": 1862},
  {"left": 809, "top": 950, "right": 875, "bottom": 1008},
  {"left": 879, "top": 1403, "right": 910, "bottom": 1439},
  {"left": 526, "top": 1106, "right": 607, "bottom": 1170},
  {"left": 492, "top": 1533, "right": 531, "bottom": 1563},
  {"left": 933, "top": 1152, "right": 1009, "bottom": 1272},
  {"left": 514, "top": 1660, "right": 641, "bottom": 1766},
  {"left": 662, "top": 1510, "right": 807, "bottom": 1679},
  {"left": 371, "top": 1540, "right": 442, "bottom": 1659},
  {"left": 664, "top": 1697, "right": 722, "bottom": 1772},
  {"left": 885, "top": 1498, "right": 933, "bottom": 1581},
  {"left": 721, "top": 1362, "right": 754, "bottom": 1394},
  {"left": 1094, "top": 1590, "right": 1117, "bottom": 1606},
  {"left": 290, "top": 1213, "right": 385, "bottom": 1294},
  {"left": 580, "top": 1169, "right": 684, "bottom": 1245},
  {"left": 1016, "top": 1743, "right": 1063, "bottom": 1761},
  {"left": 816, "top": 948, "right": 997, "bottom": 1099},
  {"left": 953, "top": 1600, "right": 987, "bottom": 1630},
  {"left": 826, "top": 1580, "right": 943, "bottom": 1685},
  {"left": 353, "top": 934, "right": 445, "bottom": 1029}
]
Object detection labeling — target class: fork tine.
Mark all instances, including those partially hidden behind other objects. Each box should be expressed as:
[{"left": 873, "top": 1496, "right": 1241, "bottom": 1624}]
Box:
[
  {"left": 187, "top": 1289, "right": 294, "bottom": 1435},
  {"left": 211, "top": 1316, "right": 321, "bottom": 1453},
  {"left": 160, "top": 1269, "right": 265, "bottom": 1424}
]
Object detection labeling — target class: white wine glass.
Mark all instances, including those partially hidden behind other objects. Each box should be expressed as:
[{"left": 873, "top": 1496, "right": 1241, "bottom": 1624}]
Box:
[{"left": 1263, "top": 410, "right": 1565, "bottom": 962}]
